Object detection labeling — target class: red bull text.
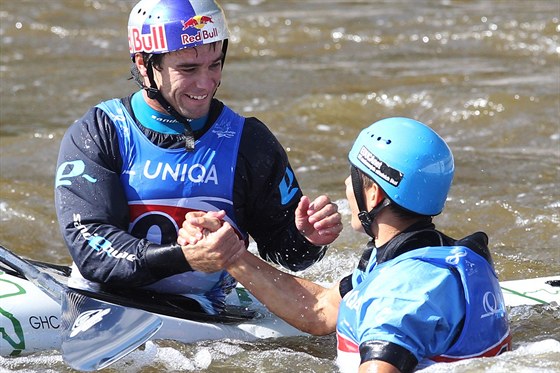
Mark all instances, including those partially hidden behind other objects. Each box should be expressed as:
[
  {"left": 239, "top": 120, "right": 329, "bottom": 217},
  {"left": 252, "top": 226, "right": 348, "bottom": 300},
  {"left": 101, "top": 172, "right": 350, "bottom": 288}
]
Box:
[
  {"left": 180, "top": 15, "right": 219, "bottom": 45},
  {"left": 181, "top": 28, "right": 219, "bottom": 45},
  {"left": 128, "top": 24, "right": 168, "bottom": 54}
]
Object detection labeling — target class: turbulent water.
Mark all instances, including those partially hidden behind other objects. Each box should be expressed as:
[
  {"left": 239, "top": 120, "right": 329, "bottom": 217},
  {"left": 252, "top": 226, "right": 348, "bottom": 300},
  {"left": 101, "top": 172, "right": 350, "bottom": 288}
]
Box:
[{"left": 1, "top": 0, "right": 559, "bottom": 372}]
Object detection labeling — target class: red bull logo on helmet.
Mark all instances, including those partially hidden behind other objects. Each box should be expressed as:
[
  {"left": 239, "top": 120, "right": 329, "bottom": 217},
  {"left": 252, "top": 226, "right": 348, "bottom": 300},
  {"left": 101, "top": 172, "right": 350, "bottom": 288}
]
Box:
[
  {"left": 181, "top": 15, "right": 219, "bottom": 46},
  {"left": 182, "top": 15, "right": 214, "bottom": 30},
  {"left": 128, "top": 24, "right": 168, "bottom": 54}
]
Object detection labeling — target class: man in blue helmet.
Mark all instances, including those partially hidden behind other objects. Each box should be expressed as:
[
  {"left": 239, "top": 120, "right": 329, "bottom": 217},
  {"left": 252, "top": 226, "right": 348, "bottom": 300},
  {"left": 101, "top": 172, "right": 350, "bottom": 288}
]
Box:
[
  {"left": 179, "top": 117, "right": 511, "bottom": 372},
  {"left": 54, "top": 0, "right": 342, "bottom": 315}
]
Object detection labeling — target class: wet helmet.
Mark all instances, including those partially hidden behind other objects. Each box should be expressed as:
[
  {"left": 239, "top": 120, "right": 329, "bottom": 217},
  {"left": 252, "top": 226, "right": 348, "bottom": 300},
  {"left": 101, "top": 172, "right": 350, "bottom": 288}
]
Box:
[
  {"left": 348, "top": 117, "right": 454, "bottom": 216},
  {"left": 128, "top": 0, "right": 229, "bottom": 60}
]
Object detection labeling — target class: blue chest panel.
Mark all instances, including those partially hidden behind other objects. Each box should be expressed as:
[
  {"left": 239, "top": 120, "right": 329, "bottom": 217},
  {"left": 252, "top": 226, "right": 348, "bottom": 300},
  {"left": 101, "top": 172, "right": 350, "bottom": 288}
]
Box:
[
  {"left": 96, "top": 99, "right": 246, "bottom": 243},
  {"left": 336, "top": 246, "right": 510, "bottom": 364}
]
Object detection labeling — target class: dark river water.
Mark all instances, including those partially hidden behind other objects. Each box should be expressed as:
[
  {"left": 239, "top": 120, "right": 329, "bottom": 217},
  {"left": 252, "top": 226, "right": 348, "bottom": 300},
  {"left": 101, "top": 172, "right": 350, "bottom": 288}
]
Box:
[{"left": 0, "top": 0, "right": 559, "bottom": 372}]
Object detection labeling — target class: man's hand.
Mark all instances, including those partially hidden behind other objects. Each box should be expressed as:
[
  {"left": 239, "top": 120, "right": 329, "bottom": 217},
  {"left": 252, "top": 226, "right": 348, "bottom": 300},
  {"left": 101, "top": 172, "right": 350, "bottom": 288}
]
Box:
[
  {"left": 178, "top": 210, "right": 226, "bottom": 246},
  {"left": 177, "top": 210, "right": 245, "bottom": 272},
  {"left": 295, "top": 195, "right": 342, "bottom": 246}
]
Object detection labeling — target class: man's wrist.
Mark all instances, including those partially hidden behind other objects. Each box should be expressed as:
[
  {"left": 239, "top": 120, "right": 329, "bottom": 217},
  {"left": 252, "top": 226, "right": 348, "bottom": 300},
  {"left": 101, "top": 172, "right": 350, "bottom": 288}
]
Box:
[
  {"left": 146, "top": 243, "right": 193, "bottom": 278},
  {"left": 224, "top": 246, "right": 248, "bottom": 271}
]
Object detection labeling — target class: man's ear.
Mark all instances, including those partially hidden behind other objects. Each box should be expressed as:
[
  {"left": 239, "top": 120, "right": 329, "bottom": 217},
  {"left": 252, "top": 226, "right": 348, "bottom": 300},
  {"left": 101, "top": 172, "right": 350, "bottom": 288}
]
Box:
[
  {"left": 134, "top": 53, "right": 148, "bottom": 77},
  {"left": 365, "top": 182, "right": 385, "bottom": 210}
]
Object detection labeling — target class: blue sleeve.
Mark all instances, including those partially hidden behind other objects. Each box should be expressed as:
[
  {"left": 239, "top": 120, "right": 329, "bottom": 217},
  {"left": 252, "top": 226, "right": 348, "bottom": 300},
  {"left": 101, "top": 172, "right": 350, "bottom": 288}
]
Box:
[{"left": 356, "top": 260, "right": 465, "bottom": 361}]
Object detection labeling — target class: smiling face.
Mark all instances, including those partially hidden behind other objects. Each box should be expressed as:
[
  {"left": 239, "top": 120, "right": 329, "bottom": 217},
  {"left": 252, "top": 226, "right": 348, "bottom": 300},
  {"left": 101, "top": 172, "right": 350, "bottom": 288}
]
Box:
[{"left": 140, "top": 42, "right": 224, "bottom": 120}]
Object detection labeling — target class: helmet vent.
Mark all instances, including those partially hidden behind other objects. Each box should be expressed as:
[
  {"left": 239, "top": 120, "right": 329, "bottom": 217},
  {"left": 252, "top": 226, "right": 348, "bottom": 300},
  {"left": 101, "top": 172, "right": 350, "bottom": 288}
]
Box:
[{"left": 375, "top": 136, "right": 391, "bottom": 145}]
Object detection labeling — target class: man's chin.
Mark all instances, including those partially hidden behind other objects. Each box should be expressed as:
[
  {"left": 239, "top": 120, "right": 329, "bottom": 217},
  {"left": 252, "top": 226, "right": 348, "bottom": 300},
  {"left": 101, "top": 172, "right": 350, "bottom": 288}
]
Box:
[{"left": 179, "top": 103, "right": 211, "bottom": 120}]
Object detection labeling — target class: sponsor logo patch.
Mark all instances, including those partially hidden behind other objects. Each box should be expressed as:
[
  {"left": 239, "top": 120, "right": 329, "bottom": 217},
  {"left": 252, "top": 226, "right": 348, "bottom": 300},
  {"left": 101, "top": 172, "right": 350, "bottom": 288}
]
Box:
[
  {"left": 70, "top": 309, "right": 111, "bottom": 338},
  {"left": 357, "top": 146, "right": 403, "bottom": 187}
]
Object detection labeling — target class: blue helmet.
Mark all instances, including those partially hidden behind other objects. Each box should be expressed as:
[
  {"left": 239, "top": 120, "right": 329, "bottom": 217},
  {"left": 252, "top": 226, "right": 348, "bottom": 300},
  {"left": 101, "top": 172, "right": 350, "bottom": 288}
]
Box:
[
  {"left": 128, "top": 0, "right": 229, "bottom": 59},
  {"left": 348, "top": 117, "right": 454, "bottom": 216}
]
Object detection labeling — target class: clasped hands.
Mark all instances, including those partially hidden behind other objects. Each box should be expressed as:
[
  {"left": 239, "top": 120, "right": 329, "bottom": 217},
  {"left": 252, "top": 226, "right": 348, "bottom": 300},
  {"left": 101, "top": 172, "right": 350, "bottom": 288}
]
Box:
[{"left": 177, "top": 195, "right": 342, "bottom": 273}]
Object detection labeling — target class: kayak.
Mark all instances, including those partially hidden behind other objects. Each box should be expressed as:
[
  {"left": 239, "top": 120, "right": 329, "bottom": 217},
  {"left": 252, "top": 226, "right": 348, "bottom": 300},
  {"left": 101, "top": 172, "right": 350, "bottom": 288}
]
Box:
[
  {"left": 0, "top": 249, "right": 306, "bottom": 367},
  {"left": 500, "top": 275, "right": 559, "bottom": 306},
  {"left": 1, "top": 247, "right": 558, "bottom": 368}
]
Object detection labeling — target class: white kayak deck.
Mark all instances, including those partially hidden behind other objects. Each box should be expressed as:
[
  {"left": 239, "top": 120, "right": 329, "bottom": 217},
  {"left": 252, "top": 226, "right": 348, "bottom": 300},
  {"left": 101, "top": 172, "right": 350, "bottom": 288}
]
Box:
[{"left": 500, "top": 275, "right": 559, "bottom": 307}]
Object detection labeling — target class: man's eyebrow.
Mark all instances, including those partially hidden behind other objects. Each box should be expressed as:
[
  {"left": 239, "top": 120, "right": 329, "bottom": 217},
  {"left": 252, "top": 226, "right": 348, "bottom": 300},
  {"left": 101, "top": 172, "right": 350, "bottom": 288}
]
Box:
[
  {"left": 176, "top": 56, "right": 223, "bottom": 68},
  {"left": 176, "top": 61, "right": 199, "bottom": 68}
]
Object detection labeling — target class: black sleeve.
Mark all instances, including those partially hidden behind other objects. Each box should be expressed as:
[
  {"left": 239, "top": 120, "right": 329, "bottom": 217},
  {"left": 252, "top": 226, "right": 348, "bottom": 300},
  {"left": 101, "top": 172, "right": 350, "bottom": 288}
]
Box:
[
  {"left": 233, "top": 117, "right": 327, "bottom": 271},
  {"left": 359, "top": 340, "right": 418, "bottom": 373},
  {"left": 54, "top": 105, "right": 191, "bottom": 286}
]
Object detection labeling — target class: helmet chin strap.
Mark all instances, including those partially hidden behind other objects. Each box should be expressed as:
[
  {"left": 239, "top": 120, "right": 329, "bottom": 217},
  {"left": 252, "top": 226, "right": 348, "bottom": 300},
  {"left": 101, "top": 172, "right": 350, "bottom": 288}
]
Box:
[
  {"left": 144, "top": 60, "right": 196, "bottom": 151},
  {"left": 351, "top": 166, "right": 392, "bottom": 239}
]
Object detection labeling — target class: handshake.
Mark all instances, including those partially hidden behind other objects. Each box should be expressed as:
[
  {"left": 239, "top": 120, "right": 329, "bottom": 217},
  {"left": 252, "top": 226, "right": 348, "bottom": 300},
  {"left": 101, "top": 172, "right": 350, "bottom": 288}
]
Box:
[
  {"left": 176, "top": 195, "right": 342, "bottom": 273},
  {"left": 177, "top": 209, "right": 245, "bottom": 273}
]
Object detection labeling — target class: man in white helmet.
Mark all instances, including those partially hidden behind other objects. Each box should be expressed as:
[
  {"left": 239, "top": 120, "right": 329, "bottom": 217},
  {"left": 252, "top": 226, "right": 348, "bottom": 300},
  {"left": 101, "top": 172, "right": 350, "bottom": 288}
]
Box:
[{"left": 54, "top": 0, "right": 342, "bottom": 314}]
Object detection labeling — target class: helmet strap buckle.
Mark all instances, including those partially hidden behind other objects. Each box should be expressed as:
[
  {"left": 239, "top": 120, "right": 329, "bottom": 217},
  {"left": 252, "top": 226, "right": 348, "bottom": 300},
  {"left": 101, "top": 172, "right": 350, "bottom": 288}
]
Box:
[
  {"left": 146, "top": 87, "right": 159, "bottom": 100},
  {"left": 351, "top": 166, "right": 393, "bottom": 238}
]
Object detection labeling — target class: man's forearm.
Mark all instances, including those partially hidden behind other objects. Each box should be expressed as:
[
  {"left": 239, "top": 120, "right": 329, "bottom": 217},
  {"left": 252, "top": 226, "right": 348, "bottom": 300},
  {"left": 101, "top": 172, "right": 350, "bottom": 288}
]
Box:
[{"left": 226, "top": 250, "right": 340, "bottom": 335}]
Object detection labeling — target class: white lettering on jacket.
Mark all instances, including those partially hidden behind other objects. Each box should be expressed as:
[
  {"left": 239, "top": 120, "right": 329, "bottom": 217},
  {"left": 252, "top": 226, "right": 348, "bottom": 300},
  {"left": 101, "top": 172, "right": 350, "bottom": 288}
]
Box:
[
  {"left": 143, "top": 161, "right": 218, "bottom": 184},
  {"left": 73, "top": 213, "right": 137, "bottom": 262}
]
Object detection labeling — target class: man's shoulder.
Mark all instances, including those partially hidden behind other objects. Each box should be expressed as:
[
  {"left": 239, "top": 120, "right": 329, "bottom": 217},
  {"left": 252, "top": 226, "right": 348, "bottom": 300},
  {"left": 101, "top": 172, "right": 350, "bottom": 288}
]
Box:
[
  {"left": 62, "top": 98, "right": 131, "bottom": 149},
  {"left": 211, "top": 101, "right": 288, "bottom": 166},
  {"left": 240, "top": 117, "right": 283, "bottom": 151},
  {"left": 207, "top": 99, "right": 276, "bottom": 142},
  {"left": 370, "top": 257, "right": 454, "bottom": 292},
  {"left": 71, "top": 96, "right": 131, "bottom": 131}
]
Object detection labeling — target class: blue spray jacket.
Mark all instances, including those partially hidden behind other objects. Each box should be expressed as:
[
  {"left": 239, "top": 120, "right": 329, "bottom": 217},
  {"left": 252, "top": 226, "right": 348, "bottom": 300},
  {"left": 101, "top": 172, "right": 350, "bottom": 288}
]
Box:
[{"left": 336, "top": 238, "right": 510, "bottom": 372}]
